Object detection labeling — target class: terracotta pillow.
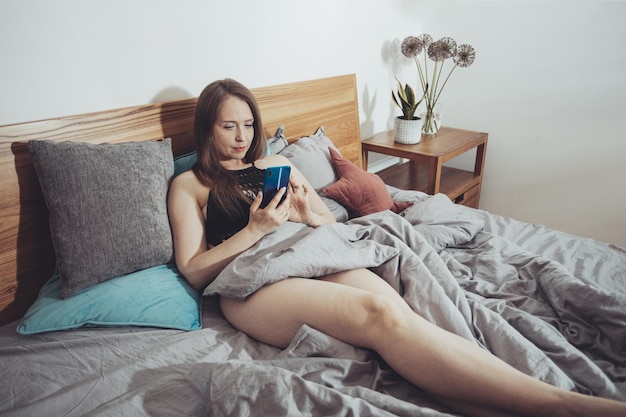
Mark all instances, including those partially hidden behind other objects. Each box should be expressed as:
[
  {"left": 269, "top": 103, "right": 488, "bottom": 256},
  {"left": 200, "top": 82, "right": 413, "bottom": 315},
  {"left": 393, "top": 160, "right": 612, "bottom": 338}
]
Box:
[{"left": 322, "top": 147, "right": 412, "bottom": 217}]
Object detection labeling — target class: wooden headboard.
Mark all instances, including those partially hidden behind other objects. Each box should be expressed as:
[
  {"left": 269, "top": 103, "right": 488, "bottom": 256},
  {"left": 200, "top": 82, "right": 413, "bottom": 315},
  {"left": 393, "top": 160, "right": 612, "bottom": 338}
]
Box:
[{"left": 0, "top": 74, "right": 362, "bottom": 326}]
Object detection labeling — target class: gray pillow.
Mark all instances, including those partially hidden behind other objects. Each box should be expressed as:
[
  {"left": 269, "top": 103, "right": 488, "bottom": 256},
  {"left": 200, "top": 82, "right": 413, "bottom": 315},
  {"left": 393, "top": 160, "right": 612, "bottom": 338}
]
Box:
[
  {"left": 279, "top": 126, "right": 338, "bottom": 191},
  {"left": 28, "top": 139, "right": 174, "bottom": 298},
  {"left": 320, "top": 196, "right": 349, "bottom": 222},
  {"left": 266, "top": 124, "right": 288, "bottom": 154}
]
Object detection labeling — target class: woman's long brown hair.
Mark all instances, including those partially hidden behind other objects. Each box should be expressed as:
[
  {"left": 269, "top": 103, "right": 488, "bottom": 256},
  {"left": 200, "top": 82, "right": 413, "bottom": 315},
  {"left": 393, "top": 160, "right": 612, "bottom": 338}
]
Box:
[{"left": 192, "top": 79, "right": 266, "bottom": 220}]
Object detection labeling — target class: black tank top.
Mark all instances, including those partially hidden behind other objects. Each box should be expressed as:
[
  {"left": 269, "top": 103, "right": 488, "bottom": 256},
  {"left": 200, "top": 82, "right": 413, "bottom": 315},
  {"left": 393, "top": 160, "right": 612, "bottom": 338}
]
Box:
[{"left": 205, "top": 166, "right": 264, "bottom": 246}]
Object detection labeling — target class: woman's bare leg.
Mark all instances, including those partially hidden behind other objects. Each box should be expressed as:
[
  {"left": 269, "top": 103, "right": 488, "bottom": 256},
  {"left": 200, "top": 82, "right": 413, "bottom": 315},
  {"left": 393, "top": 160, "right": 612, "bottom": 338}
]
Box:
[{"left": 220, "top": 269, "right": 626, "bottom": 417}]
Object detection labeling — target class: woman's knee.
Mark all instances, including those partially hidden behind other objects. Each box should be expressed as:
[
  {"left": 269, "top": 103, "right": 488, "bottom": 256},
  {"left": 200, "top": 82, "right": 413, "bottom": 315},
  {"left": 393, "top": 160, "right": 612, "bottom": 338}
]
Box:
[{"left": 357, "top": 293, "right": 410, "bottom": 344}]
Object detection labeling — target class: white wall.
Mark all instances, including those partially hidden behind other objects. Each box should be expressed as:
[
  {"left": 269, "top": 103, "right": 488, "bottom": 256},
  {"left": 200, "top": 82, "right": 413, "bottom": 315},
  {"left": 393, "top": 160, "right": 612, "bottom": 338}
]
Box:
[{"left": 1, "top": 0, "right": 624, "bottom": 248}]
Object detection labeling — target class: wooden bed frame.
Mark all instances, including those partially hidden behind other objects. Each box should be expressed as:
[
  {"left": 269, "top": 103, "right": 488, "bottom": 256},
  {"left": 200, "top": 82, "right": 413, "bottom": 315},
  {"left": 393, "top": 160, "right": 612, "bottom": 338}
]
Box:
[{"left": 0, "top": 74, "right": 362, "bottom": 326}]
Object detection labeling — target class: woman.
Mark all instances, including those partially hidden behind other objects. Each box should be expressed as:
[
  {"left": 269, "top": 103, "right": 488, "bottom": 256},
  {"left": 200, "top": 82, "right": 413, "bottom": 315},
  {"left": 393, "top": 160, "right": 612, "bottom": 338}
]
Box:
[{"left": 168, "top": 78, "right": 626, "bottom": 417}]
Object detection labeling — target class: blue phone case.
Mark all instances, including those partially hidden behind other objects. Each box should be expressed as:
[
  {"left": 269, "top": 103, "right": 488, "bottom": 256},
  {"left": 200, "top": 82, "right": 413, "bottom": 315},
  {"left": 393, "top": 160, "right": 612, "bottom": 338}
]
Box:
[{"left": 261, "top": 165, "right": 291, "bottom": 208}]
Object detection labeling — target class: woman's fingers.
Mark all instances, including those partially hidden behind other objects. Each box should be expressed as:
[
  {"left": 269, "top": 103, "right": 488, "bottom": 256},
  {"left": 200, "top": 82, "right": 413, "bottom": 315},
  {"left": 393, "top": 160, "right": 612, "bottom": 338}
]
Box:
[
  {"left": 257, "top": 188, "right": 290, "bottom": 220},
  {"left": 251, "top": 190, "right": 263, "bottom": 210},
  {"left": 269, "top": 187, "right": 288, "bottom": 209}
]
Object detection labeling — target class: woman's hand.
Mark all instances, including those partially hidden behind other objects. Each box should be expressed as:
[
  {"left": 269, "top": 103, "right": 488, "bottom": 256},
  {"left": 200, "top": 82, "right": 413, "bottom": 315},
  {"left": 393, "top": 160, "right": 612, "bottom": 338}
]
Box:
[
  {"left": 288, "top": 178, "right": 314, "bottom": 225},
  {"left": 246, "top": 187, "right": 291, "bottom": 237}
]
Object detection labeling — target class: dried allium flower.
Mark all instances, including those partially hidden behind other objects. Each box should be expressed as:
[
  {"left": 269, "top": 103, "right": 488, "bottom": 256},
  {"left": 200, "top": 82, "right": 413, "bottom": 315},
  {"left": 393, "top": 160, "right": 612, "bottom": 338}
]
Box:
[
  {"left": 426, "top": 41, "right": 444, "bottom": 61},
  {"left": 417, "top": 34, "right": 433, "bottom": 48},
  {"left": 454, "top": 44, "right": 476, "bottom": 68},
  {"left": 427, "top": 37, "right": 457, "bottom": 61},
  {"left": 401, "top": 34, "right": 435, "bottom": 58},
  {"left": 438, "top": 37, "right": 458, "bottom": 60},
  {"left": 401, "top": 36, "right": 423, "bottom": 58}
]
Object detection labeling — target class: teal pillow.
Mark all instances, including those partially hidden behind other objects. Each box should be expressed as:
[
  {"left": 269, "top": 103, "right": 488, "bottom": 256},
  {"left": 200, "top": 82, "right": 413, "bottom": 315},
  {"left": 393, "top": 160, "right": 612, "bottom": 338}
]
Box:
[
  {"left": 174, "top": 150, "right": 197, "bottom": 177},
  {"left": 17, "top": 264, "right": 201, "bottom": 334}
]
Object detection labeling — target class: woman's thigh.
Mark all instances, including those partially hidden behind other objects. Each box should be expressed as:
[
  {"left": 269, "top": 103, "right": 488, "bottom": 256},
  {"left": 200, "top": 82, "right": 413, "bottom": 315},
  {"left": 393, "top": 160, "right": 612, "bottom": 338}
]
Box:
[{"left": 219, "top": 268, "right": 411, "bottom": 349}]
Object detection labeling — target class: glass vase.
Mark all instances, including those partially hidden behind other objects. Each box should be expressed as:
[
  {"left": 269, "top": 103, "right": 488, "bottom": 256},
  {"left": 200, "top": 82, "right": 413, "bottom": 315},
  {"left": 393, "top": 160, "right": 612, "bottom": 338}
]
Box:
[{"left": 421, "top": 103, "right": 442, "bottom": 135}]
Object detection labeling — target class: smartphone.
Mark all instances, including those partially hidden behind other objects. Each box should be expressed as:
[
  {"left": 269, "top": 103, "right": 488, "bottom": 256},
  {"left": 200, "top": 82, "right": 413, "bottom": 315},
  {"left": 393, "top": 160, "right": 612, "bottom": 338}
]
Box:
[{"left": 260, "top": 165, "right": 291, "bottom": 208}]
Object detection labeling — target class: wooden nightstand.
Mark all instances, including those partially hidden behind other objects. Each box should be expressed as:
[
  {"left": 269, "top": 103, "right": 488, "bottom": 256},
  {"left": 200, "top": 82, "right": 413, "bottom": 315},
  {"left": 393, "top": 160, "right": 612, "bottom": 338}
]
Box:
[{"left": 361, "top": 127, "right": 488, "bottom": 208}]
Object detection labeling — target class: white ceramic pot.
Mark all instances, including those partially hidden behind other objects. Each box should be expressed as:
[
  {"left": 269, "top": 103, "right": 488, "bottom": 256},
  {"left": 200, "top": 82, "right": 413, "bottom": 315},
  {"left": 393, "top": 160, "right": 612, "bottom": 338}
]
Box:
[{"left": 393, "top": 117, "right": 423, "bottom": 144}]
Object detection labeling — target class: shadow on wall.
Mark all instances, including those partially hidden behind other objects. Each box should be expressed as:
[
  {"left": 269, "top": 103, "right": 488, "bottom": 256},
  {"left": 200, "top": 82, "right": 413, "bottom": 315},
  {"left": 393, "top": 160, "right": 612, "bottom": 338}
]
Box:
[
  {"left": 360, "top": 84, "right": 376, "bottom": 139},
  {"left": 381, "top": 38, "right": 414, "bottom": 130},
  {"left": 153, "top": 86, "right": 197, "bottom": 157},
  {"left": 150, "top": 86, "right": 194, "bottom": 104}
]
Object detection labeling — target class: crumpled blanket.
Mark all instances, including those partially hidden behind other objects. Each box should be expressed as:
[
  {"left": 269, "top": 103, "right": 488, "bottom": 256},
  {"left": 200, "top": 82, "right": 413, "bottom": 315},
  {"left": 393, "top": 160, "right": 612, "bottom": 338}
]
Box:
[{"left": 204, "top": 193, "right": 626, "bottom": 407}]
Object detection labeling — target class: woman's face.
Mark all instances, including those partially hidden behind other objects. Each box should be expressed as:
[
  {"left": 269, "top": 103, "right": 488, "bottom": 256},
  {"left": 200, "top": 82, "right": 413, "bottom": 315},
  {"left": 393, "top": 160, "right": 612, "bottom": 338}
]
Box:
[{"left": 212, "top": 95, "right": 255, "bottom": 164}]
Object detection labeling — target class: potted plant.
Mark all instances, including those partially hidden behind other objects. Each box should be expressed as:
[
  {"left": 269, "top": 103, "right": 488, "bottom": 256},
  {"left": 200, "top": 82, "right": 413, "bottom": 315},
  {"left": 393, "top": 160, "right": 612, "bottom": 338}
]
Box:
[{"left": 392, "top": 78, "right": 426, "bottom": 144}]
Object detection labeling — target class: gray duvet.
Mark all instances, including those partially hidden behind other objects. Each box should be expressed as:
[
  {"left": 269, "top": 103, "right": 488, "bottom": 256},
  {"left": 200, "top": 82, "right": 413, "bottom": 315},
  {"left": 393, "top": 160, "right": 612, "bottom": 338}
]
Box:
[{"left": 1, "top": 192, "right": 625, "bottom": 416}]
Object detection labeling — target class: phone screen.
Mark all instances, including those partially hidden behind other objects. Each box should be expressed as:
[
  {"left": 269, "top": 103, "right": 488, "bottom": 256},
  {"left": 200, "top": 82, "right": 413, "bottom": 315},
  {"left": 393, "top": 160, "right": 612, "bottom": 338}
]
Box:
[{"left": 260, "top": 165, "right": 291, "bottom": 208}]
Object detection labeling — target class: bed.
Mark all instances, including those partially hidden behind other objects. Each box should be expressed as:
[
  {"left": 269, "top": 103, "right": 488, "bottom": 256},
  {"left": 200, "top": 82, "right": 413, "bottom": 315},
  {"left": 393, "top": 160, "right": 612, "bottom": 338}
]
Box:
[{"left": 0, "top": 74, "right": 624, "bottom": 416}]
